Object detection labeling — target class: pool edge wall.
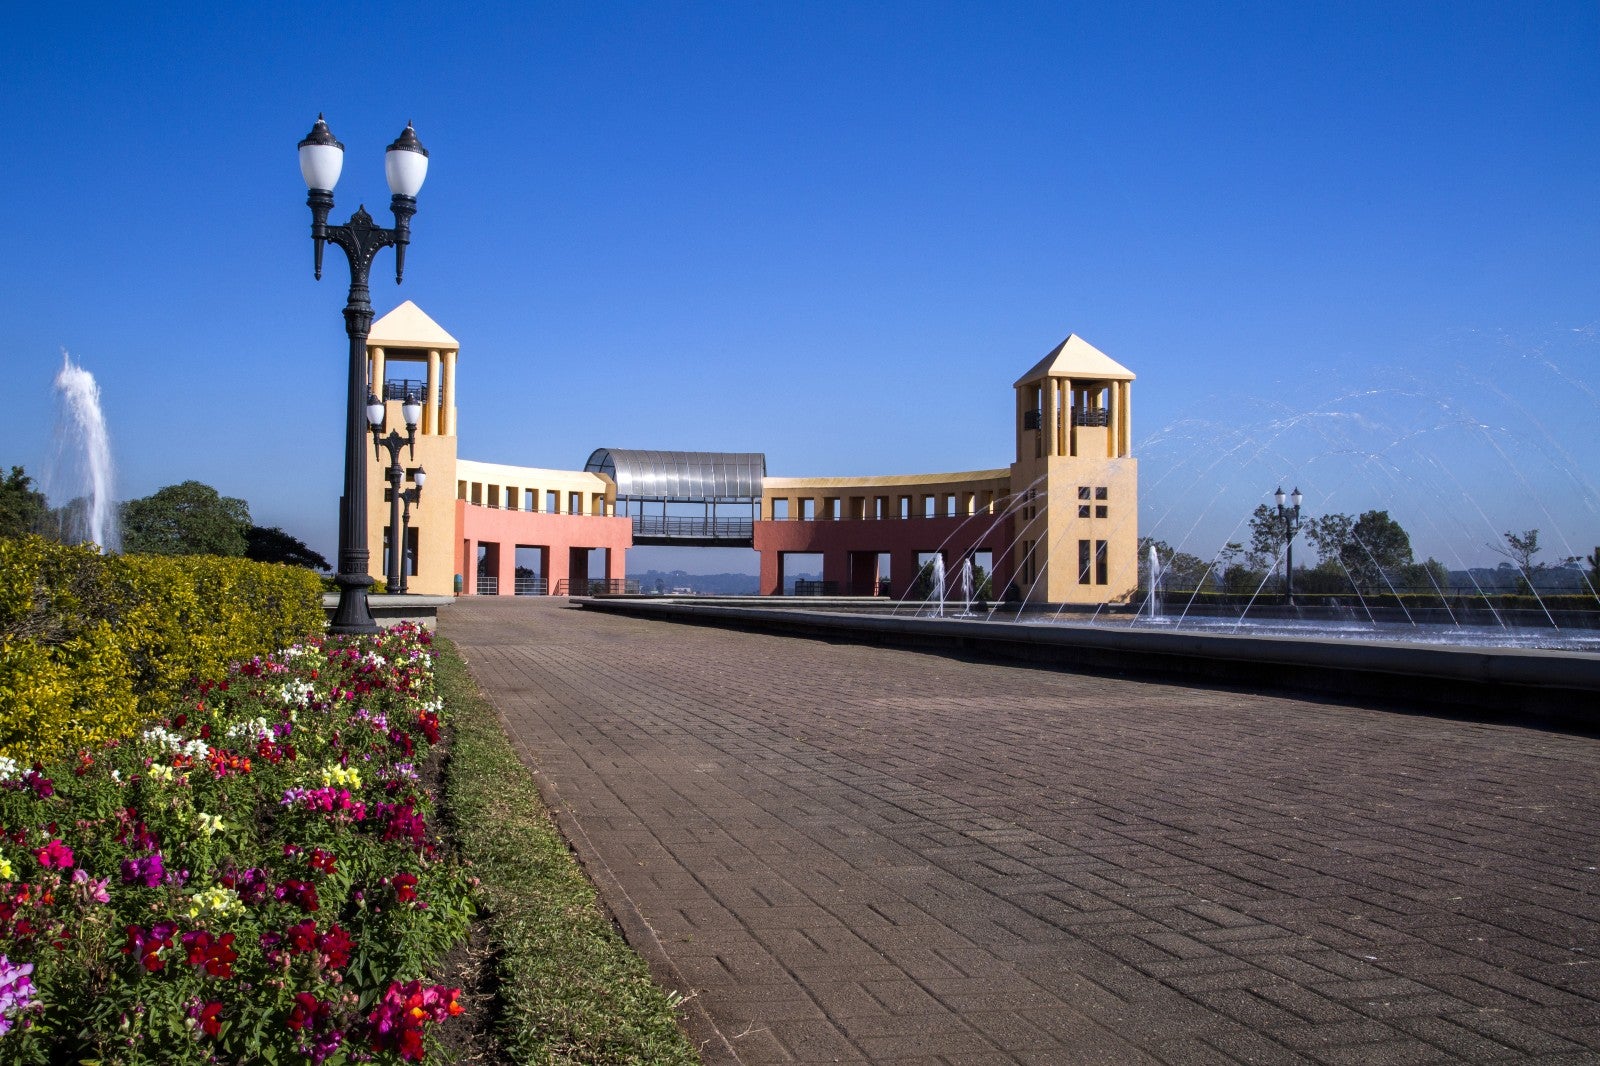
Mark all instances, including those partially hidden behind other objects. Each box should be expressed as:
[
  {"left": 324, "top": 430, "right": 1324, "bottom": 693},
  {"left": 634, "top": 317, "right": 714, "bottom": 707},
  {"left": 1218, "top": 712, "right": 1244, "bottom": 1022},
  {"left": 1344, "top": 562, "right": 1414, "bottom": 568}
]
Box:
[{"left": 569, "top": 598, "right": 1600, "bottom": 731}]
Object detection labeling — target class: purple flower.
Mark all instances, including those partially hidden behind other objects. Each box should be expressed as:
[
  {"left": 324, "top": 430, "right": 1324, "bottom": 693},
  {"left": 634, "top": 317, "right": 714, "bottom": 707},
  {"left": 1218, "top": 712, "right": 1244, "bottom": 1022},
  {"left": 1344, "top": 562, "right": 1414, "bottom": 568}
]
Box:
[
  {"left": 121, "top": 852, "right": 165, "bottom": 888},
  {"left": 0, "top": 956, "right": 36, "bottom": 1035}
]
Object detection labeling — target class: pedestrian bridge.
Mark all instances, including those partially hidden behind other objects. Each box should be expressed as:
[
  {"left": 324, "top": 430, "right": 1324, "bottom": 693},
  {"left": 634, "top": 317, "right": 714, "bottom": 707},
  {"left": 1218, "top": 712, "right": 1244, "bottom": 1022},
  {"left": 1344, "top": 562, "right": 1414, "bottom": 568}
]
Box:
[{"left": 583, "top": 448, "right": 765, "bottom": 547}]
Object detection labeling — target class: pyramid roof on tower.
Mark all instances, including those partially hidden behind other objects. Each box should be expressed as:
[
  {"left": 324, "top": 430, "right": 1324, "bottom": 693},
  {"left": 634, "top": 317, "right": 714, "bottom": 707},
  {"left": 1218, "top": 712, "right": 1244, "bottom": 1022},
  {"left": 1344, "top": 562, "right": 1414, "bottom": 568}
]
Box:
[{"left": 1013, "top": 334, "right": 1134, "bottom": 386}]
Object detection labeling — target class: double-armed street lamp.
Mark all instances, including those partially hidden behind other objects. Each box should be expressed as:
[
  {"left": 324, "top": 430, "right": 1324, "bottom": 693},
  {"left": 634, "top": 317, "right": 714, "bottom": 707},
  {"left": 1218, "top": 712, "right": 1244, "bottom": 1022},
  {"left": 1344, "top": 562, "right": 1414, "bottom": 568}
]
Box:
[
  {"left": 397, "top": 467, "right": 427, "bottom": 594},
  {"left": 368, "top": 390, "right": 424, "bottom": 594},
  {"left": 1275, "top": 485, "right": 1304, "bottom": 606},
  {"left": 298, "top": 114, "right": 429, "bottom": 634}
]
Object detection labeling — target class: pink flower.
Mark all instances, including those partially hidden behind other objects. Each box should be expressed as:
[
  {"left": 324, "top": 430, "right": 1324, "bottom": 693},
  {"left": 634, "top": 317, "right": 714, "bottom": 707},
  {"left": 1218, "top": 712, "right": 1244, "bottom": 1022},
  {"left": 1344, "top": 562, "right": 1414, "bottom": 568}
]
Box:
[
  {"left": 71, "top": 868, "right": 110, "bottom": 904},
  {"left": 35, "top": 840, "right": 73, "bottom": 870}
]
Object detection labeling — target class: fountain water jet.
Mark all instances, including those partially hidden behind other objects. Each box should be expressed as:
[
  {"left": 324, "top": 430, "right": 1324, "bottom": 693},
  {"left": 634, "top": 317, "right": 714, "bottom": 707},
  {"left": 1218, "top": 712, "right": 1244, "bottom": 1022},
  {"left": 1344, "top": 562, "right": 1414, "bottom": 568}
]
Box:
[{"left": 50, "top": 353, "right": 119, "bottom": 552}]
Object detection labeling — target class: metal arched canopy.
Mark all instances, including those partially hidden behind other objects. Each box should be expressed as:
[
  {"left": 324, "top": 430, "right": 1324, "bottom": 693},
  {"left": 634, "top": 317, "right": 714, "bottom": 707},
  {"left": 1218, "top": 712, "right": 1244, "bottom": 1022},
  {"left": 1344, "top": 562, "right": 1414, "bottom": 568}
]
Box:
[{"left": 584, "top": 448, "right": 766, "bottom": 501}]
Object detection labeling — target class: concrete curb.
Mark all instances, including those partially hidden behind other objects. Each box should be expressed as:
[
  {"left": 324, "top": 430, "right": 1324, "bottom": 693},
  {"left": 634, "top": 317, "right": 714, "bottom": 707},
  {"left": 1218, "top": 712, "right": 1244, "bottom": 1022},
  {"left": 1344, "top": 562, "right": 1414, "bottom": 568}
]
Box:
[{"left": 573, "top": 598, "right": 1600, "bottom": 730}]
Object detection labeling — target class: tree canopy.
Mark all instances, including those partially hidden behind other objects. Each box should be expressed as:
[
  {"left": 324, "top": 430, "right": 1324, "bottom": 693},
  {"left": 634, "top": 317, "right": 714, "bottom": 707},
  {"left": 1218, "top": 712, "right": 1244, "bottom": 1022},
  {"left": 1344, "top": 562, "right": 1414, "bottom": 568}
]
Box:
[
  {"left": 1302, "top": 509, "right": 1413, "bottom": 587},
  {"left": 121, "top": 481, "right": 251, "bottom": 557},
  {"left": 244, "top": 526, "right": 331, "bottom": 572},
  {"left": 0, "top": 466, "right": 47, "bottom": 539}
]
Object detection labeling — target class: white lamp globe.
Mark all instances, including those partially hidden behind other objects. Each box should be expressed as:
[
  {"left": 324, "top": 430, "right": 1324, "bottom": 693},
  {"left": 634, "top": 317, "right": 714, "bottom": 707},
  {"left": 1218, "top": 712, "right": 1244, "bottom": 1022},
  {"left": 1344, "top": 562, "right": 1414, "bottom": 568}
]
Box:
[
  {"left": 385, "top": 123, "right": 429, "bottom": 197},
  {"left": 298, "top": 114, "right": 345, "bottom": 192}
]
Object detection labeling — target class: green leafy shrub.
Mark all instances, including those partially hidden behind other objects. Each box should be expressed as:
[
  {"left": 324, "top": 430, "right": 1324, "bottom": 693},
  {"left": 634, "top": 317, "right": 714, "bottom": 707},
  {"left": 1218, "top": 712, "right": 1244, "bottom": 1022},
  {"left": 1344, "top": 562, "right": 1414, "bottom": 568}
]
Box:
[{"left": 0, "top": 537, "right": 323, "bottom": 762}]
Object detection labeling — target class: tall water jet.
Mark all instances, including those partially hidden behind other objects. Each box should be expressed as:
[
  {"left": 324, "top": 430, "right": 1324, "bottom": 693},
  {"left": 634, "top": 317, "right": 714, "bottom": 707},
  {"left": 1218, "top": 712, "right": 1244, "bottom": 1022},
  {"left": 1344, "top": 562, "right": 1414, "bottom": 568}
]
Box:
[
  {"left": 1146, "top": 544, "right": 1163, "bottom": 620},
  {"left": 51, "top": 353, "right": 119, "bottom": 552}
]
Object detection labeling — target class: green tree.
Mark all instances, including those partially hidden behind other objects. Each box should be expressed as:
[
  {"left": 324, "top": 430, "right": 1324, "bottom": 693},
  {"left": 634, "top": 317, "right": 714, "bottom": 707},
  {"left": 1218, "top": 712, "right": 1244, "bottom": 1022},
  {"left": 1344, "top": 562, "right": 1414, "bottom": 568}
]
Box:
[
  {"left": 1246, "top": 504, "right": 1292, "bottom": 571},
  {"left": 1348, "top": 510, "right": 1414, "bottom": 586},
  {"left": 1138, "top": 537, "right": 1210, "bottom": 592},
  {"left": 1304, "top": 510, "right": 1413, "bottom": 590},
  {"left": 243, "top": 525, "right": 330, "bottom": 571},
  {"left": 1502, "top": 529, "right": 1541, "bottom": 572},
  {"left": 121, "top": 481, "right": 251, "bottom": 557},
  {"left": 0, "top": 466, "right": 47, "bottom": 538}
]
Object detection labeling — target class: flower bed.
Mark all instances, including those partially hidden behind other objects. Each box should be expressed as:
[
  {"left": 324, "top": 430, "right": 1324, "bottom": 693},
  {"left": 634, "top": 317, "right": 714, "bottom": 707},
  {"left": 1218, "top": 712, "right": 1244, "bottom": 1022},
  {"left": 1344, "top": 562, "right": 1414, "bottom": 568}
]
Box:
[{"left": 0, "top": 622, "right": 473, "bottom": 1064}]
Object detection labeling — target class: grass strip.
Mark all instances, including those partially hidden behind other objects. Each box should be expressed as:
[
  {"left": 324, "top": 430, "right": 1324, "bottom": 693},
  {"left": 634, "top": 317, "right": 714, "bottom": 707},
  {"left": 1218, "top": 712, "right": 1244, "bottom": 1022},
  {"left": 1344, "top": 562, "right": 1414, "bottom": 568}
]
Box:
[{"left": 435, "top": 636, "right": 702, "bottom": 1065}]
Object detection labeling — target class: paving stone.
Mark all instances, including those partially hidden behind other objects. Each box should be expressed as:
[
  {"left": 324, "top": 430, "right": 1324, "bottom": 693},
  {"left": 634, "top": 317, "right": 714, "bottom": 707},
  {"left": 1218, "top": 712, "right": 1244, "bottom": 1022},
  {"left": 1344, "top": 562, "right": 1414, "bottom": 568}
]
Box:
[{"left": 445, "top": 599, "right": 1600, "bottom": 1065}]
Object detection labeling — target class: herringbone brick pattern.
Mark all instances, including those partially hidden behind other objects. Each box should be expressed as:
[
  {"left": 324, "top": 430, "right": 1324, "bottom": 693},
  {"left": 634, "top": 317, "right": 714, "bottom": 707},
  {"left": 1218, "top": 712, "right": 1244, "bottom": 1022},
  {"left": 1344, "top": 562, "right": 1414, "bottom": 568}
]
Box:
[{"left": 443, "top": 598, "right": 1600, "bottom": 1065}]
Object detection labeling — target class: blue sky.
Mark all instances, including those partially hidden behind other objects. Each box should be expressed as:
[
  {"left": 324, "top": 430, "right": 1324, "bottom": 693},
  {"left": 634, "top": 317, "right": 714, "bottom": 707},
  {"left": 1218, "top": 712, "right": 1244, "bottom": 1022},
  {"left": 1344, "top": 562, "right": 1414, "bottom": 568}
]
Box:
[{"left": 2, "top": 2, "right": 1596, "bottom": 575}]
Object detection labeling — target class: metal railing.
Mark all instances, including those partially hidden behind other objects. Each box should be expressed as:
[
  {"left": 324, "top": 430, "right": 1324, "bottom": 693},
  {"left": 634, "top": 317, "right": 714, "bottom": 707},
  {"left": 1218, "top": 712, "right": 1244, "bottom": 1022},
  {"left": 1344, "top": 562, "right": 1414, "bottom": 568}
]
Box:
[
  {"left": 553, "top": 578, "right": 639, "bottom": 597},
  {"left": 793, "top": 579, "right": 840, "bottom": 596},
  {"left": 631, "top": 515, "right": 754, "bottom": 539},
  {"left": 383, "top": 379, "right": 427, "bottom": 403},
  {"left": 1073, "top": 408, "right": 1110, "bottom": 427},
  {"left": 514, "top": 576, "right": 547, "bottom": 596},
  {"left": 476, "top": 574, "right": 498, "bottom": 595}
]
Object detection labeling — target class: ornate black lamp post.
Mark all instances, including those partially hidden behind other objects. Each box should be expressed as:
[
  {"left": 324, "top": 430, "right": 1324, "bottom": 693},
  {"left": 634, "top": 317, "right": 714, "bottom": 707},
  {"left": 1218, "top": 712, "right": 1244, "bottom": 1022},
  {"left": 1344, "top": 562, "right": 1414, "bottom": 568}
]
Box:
[
  {"left": 396, "top": 467, "right": 427, "bottom": 594},
  {"left": 299, "top": 114, "right": 429, "bottom": 634},
  {"left": 368, "top": 391, "right": 424, "bottom": 594},
  {"left": 1275, "top": 486, "right": 1304, "bottom": 605}
]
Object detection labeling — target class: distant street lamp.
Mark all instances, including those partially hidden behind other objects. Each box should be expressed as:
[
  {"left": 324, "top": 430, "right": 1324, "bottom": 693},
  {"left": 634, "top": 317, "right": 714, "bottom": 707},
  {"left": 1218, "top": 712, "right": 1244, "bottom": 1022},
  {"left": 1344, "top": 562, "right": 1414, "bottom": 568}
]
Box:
[
  {"left": 396, "top": 467, "right": 427, "bottom": 594},
  {"left": 299, "top": 114, "right": 429, "bottom": 634},
  {"left": 369, "top": 391, "right": 424, "bottom": 594},
  {"left": 1275, "top": 486, "right": 1304, "bottom": 606}
]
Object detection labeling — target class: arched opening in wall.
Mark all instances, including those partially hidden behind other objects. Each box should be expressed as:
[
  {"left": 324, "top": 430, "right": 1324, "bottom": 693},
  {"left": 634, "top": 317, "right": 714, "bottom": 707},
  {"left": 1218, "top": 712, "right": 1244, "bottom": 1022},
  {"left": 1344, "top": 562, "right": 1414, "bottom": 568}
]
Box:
[
  {"left": 780, "top": 552, "right": 825, "bottom": 596},
  {"left": 627, "top": 546, "right": 762, "bottom": 596}
]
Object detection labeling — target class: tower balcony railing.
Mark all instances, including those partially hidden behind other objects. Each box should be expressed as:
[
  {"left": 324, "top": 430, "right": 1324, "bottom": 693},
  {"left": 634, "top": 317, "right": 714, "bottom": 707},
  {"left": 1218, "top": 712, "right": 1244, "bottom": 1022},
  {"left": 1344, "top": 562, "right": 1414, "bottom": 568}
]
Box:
[
  {"left": 383, "top": 379, "right": 427, "bottom": 403},
  {"left": 1072, "top": 408, "right": 1110, "bottom": 427}
]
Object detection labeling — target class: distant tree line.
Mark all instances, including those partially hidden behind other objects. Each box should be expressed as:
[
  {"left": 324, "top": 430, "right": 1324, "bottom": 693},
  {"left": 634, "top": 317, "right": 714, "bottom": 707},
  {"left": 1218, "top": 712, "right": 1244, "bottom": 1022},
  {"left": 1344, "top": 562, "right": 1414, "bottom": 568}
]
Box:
[
  {"left": 1142, "top": 508, "right": 1596, "bottom": 597},
  {"left": 0, "top": 464, "right": 328, "bottom": 571}
]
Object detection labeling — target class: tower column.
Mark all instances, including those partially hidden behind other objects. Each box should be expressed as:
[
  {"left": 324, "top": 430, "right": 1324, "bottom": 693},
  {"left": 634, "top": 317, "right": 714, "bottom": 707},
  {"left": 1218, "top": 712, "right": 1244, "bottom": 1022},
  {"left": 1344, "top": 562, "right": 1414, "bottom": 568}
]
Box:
[
  {"left": 424, "top": 348, "right": 441, "bottom": 434},
  {"left": 443, "top": 349, "right": 458, "bottom": 436},
  {"left": 1042, "top": 376, "right": 1057, "bottom": 458},
  {"left": 370, "top": 347, "right": 386, "bottom": 401},
  {"left": 1119, "top": 381, "right": 1132, "bottom": 456}
]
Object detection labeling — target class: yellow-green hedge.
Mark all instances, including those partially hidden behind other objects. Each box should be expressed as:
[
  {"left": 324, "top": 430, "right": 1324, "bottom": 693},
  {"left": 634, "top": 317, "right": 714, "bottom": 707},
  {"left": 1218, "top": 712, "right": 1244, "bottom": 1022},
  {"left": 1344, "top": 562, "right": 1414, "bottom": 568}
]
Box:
[{"left": 0, "top": 536, "right": 324, "bottom": 762}]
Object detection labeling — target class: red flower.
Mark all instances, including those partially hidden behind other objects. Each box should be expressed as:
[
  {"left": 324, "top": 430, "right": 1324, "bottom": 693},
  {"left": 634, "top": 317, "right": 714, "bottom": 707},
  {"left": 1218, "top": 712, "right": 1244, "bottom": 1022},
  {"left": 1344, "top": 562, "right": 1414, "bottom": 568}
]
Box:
[
  {"left": 123, "top": 922, "right": 177, "bottom": 972},
  {"left": 286, "top": 991, "right": 331, "bottom": 1032},
  {"left": 308, "top": 849, "right": 337, "bottom": 875},
  {"left": 198, "top": 1000, "right": 223, "bottom": 1037},
  {"left": 317, "top": 923, "right": 354, "bottom": 970},
  {"left": 182, "top": 929, "right": 238, "bottom": 978},
  {"left": 276, "top": 879, "right": 320, "bottom": 913},
  {"left": 392, "top": 872, "right": 418, "bottom": 905}
]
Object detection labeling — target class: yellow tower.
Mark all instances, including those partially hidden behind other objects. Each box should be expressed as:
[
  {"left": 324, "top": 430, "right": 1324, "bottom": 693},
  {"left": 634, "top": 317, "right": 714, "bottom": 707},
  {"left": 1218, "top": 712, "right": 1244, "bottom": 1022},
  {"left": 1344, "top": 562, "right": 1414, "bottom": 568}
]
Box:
[
  {"left": 364, "top": 301, "right": 460, "bottom": 595},
  {"left": 1009, "top": 336, "right": 1138, "bottom": 603}
]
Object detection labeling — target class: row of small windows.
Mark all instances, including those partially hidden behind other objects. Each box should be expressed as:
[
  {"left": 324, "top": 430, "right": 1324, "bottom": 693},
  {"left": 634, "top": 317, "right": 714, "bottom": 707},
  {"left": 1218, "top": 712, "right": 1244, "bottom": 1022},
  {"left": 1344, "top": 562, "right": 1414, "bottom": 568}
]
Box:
[
  {"left": 457, "top": 481, "right": 608, "bottom": 517},
  {"left": 1078, "top": 485, "right": 1109, "bottom": 519},
  {"left": 768, "top": 491, "right": 998, "bottom": 521}
]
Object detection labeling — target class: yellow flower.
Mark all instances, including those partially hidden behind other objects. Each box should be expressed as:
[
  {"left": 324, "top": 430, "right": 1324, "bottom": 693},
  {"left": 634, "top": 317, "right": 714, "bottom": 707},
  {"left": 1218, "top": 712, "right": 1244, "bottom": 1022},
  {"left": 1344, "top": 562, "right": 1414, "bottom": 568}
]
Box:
[
  {"left": 320, "top": 764, "right": 363, "bottom": 791},
  {"left": 0, "top": 853, "right": 13, "bottom": 881},
  {"left": 196, "top": 812, "right": 225, "bottom": 837},
  {"left": 184, "top": 886, "right": 242, "bottom": 919},
  {"left": 147, "top": 763, "right": 175, "bottom": 784}
]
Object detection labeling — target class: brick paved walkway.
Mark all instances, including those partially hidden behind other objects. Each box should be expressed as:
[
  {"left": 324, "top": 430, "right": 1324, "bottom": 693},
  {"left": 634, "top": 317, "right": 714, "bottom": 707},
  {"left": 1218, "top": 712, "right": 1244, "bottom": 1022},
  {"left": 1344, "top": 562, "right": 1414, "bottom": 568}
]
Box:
[{"left": 442, "top": 598, "right": 1600, "bottom": 1065}]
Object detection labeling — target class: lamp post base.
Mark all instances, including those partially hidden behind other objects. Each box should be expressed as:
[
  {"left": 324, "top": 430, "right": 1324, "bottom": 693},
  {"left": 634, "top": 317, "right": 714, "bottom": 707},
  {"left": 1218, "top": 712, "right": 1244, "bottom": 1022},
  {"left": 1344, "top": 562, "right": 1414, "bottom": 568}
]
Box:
[{"left": 329, "top": 571, "right": 381, "bottom": 635}]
